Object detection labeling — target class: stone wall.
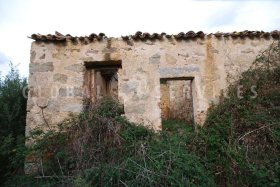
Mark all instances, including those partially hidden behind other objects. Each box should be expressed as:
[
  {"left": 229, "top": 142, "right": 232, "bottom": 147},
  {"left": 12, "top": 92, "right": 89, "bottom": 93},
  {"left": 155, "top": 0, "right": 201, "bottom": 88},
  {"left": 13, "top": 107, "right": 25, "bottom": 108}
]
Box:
[{"left": 26, "top": 36, "right": 276, "bottom": 137}]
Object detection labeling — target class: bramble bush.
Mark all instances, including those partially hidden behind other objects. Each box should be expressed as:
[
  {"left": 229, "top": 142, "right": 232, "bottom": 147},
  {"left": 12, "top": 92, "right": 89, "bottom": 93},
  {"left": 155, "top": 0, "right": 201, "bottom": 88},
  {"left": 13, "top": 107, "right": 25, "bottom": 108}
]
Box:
[
  {"left": 193, "top": 40, "right": 280, "bottom": 186},
  {"left": 19, "top": 98, "right": 214, "bottom": 186}
]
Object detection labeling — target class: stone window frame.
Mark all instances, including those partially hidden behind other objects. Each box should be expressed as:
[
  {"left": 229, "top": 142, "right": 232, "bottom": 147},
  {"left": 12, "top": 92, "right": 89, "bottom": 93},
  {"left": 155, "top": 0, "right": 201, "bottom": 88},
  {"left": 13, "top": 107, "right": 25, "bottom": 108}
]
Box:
[{"left": 83, "top": 61, "right": 122, "bottom": 102}]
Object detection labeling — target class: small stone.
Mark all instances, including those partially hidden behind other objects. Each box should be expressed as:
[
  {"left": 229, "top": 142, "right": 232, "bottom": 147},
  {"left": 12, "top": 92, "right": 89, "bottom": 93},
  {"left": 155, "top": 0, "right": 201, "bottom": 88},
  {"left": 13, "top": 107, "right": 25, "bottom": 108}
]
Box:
[
  {"left": 241, "top": 49, "right": 254, "bottom": 54},
  {"left": 59, "top": 88, "right": 67, "bottom": 97},
  {"left": 122, "top": 47, "right": 132, "bottom": 51},
  {"left": 144, "top": 41, "right": 154, "bottom": 45},
  {"left": 64, "top": 64, "right": 84, "bottom": 72},
  {"left": 46, "top": 100, "right": 60, "bottom": 112},
  {"left": 74, "top": 87, "right": 83, "bottom": 97},
  {"left": 30, "top": 51, "right": 36, "bottom": 62},
  {"left": 71, "top": 48, "right": 81, "bottom": 52},
  {"left": 211, "top": 48, "right": 219, "bottom": 53},
  {"left": 39, "top": 54, "right": 45, "bottom": 59},
  {"left": 53, "top": 73, "right": 68, "bottom": 83},
  {"left": 29, "top": 87, "right": 38, "bottom": 97},
  {"left": 85, "top": 49, "right": 98, "bottom": 55},
  {"left": 70, "top": 76, "right": 84, "bottom": 84},
  {"left": 149, "top": 53, "right": 161, "bottom": 64},
  {"left": 40, "top": 88, "right": 52, "bottom": 98},
  {"left": 59, "top": 87, "right": 83, "bottom": 97},
  {"left": 102, "top": 47, "right": 117, "bottom": 53},
  {"left": 81, "top": 57, "right": 94, "bottom": 61}
]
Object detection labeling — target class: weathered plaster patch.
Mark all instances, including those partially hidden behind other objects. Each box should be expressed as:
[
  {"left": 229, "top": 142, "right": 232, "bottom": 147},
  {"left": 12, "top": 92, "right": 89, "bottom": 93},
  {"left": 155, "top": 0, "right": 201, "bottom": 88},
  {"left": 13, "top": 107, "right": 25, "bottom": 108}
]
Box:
[
  {"left": 125, "top": 103, "right": 146, "bottom": 114},
  {"left": 122, "top": 82, "right": 139, "bottom": 93},
  {"left": 61, "top": 103, "right": 83, "bottom": 113},
  {"left": 165, "top": 54, "right": 177, "bottom": 65},
  {"left": 149, "top": 53, "right": 161, "bottom": 64}
]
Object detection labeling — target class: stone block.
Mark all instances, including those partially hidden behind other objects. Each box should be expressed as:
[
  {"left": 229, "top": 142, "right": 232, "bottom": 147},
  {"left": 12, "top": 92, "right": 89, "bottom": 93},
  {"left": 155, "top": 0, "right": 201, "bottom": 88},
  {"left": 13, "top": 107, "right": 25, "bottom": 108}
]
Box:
[
  {"left": 53, "top": 73, "right": 68, "bottom": 83},
  {"left": 29, "top": 62, "right": 54, "bottom": 73},
  {"left": 64, "top": 64, "right": 84, "bottom": 72},
  {"left": 61, "top": 103, "right": 83, "bottom": 113},
  {"left": 122, "top": 82, "right": 139, "bottom": 93},
  {"left": 159, "top": 66, "right": 200, "bottom": 77}
]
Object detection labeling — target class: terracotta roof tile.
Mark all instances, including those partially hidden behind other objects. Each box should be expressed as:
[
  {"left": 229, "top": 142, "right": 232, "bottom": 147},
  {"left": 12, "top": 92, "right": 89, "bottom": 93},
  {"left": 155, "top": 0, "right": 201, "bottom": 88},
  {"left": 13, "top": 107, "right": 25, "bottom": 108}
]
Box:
[
  {"left": 29, "top": 31, "right": 107, "bottom": 42},
  {"left": 29, "top": 30, "right": 280, "bottom": 42}
]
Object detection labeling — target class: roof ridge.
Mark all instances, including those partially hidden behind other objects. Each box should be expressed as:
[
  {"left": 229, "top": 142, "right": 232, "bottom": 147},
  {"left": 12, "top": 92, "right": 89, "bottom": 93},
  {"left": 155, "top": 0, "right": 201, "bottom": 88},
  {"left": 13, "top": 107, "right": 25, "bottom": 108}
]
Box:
[{"left": 29, "top": 30, "right": 280, "bottom": 42}]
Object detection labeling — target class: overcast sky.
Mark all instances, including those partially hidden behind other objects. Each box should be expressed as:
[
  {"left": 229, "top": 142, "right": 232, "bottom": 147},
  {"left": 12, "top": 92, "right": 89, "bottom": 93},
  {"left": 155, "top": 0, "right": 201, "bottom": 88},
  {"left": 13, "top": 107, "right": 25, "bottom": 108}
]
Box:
[{"left": 0, "top": 0, "right": 280, "bottom": 77}]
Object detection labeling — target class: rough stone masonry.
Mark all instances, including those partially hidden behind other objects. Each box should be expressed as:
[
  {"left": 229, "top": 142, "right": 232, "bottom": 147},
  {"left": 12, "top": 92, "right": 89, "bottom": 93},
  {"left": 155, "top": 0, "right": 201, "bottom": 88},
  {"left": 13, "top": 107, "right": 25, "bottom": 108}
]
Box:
[{"left": 26, "top": 31, "right": 280, "bottom": 138}]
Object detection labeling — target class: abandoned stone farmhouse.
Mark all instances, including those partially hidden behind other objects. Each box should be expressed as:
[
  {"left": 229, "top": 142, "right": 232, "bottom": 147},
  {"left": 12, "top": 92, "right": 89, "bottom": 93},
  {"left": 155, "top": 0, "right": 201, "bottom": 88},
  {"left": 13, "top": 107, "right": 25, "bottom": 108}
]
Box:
[{"left": 26, "top": 30, "right": 280, "bottom": 134}]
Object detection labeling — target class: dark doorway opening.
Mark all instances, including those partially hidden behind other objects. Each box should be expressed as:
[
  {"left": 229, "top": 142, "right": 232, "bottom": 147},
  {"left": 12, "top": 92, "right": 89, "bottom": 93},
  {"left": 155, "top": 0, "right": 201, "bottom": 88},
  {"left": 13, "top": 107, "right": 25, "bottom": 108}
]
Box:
[{"left": 160, "top": 78, "right": 194, "bottom": 124}]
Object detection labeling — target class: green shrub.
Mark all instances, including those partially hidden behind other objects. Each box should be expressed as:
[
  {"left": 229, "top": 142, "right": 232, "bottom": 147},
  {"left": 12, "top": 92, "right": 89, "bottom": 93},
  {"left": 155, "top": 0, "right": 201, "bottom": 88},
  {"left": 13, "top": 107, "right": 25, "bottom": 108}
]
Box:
[
  {"left": 193, "top": 41, "right": 280, "bottom": 186},
  {"left": 0, "top": 64, "right": 27, "bottom": 185},
  {"left": 24, "top": 98, "right": 214, "bottom": 186}
]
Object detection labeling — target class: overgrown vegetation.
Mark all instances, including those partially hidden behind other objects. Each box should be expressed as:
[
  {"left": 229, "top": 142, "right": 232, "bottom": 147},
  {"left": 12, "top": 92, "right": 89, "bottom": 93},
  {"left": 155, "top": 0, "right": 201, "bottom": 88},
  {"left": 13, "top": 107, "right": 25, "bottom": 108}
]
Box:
[
  {"left": 13, "top": 99, "right": 212, "bottom": 186},
  {"left": 2, "top": 41, "right": 280, "bottom": 186},
  {"left": 196, "top": 40, "right": 280, "bottom": 186},
  {"left": 0, "top": 64, "right": 28, "bottom": 185}
]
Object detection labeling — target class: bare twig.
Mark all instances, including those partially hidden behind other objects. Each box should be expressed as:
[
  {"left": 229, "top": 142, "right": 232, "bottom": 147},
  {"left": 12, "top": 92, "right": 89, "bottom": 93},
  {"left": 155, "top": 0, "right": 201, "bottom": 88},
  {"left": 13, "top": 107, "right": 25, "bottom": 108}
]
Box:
[
  {"left": 56, "top": 156, "right": 64, "bottom": 175},
  {"left": 34, "top": 175, "right": 73, "bottom": 179},
  {"left": 40, "top": 107, "right": 51, "bottom": 130},
  {"left": 120, "top": 180, "right": 128, "bottom": 187},
  {"left": 40, "top": 158, "right": 45, "bottom": 177},
  {"left": 238, "top": 124, "right": 274, "bottom": 142}
]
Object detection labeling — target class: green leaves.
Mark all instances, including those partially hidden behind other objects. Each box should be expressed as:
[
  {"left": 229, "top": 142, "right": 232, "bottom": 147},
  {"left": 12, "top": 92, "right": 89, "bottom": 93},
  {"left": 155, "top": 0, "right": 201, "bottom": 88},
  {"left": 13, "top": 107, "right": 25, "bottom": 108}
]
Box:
[{"left": 0, "top": 63, "right": 27, "bottom": 185}]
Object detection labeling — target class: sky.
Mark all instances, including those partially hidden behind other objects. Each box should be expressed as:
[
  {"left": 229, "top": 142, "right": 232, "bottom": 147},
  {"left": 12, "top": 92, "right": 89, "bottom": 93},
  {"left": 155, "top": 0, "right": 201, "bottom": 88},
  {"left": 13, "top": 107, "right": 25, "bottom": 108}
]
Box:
[{"left": 0, "top": 0, "right": 280, "bottom": 77}]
